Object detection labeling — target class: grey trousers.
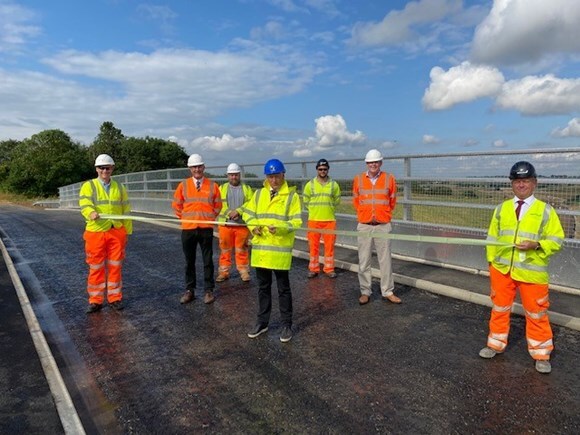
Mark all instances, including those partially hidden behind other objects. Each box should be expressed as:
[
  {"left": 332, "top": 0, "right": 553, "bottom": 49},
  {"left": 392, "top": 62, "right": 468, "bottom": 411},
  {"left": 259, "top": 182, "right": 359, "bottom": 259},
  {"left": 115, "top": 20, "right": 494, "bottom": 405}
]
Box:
[{"left": 357, "top": 222, "right": 394, "bottom": 297}]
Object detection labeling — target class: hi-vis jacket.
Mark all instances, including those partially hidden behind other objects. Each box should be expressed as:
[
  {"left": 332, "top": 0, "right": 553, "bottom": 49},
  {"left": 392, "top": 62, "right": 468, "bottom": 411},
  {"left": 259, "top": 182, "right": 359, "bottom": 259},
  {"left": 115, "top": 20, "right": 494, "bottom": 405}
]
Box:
[
  {"left": 352, "top": 171, "right": 397, "bottom": 224},
  {"left": 302, "top": 177, "right": 341, "bottom": 221},
  {"left": 486, "top": 199, "right": 564, "bottom": 284},
  {"left": 218, "top": 183, "right": 254, "bottom": 223},
  {"left": 172, "top": 178, "right": 222, "bottom": 230},
  {"left": 79, "top": 179, "right": 132, "bottom": 234},
  {"left": 242, "top": 180, "right": 302, "bottom": 270}
]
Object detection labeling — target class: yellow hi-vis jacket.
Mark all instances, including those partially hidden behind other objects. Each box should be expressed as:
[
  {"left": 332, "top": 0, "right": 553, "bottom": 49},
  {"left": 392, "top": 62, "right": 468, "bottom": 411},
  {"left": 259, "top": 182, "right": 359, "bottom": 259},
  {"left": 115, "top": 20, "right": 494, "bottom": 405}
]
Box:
[
  {"left": 218, "top": 183, "right": 254, "bottom": 222},
  {"left": 242, "top": 180, "right": 302, "bottom": 270},
  {"left": 486, "top": 199, "right": 564, "bottom": 284},
  {"left": 302, "top": 177, "right": 341, "bottom": 221},
  {"left": 79, "top": 179, "right": 133, "bottom": 234}
]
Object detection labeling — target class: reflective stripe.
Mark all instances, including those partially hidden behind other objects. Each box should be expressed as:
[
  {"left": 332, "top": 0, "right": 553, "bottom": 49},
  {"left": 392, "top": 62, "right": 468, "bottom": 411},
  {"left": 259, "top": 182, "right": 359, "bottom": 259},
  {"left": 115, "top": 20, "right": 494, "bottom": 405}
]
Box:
[
  {"left": 107, "top": 287, "right": 122, "bottom": 295},
  {"left": 525, "top": 309, "right": 548, "bottom": 319},
  {"left": 536, "top": 294, "right": 549, "bottom": 305},
  {"left": 512, "top": 261, "right": 547, "bottom": 272},
  {"left": 528, "top": 337, "right": 553, "bottom": 348},
  {"left": 491, "top": 304, "right": 511, "bottom": 313},
  {"left": 252, "top": 244, "right": 293, "bottom": 254},
  {"left": 529, "top": 348, "right": 551, "bottom": 356},
  {"left": 517, "top": 230, "right": 538, "bottom": 240},
  {"left": 499, "top": 230, "right": 515, "bottom": 237},
  {"left": 88, "top": 283, "right": 106, "bottom": 290},
  {"left": 108, "top": 259, "right": 123, "bottom": 266},
  {"left": 89, "top": 262, "right": 105, "bottom": 270},
  {"left": 88, "top": 290, "right": 104, "bottom": 297},
  {"left": 546, "top": 235, "right": 564, "bottom": 244},
  {"left": 488, "top": 336, "right": 506, "bottom": 350}
]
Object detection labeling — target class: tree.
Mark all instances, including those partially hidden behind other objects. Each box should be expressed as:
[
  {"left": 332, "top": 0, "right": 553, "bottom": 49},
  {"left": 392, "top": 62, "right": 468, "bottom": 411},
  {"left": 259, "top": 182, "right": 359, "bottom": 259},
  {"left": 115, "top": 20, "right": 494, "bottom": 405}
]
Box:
[
  {"left": 120, "top": 136, "right": 188, "bottom": 173},
  {"left": 88, "top": 121, "right": 125, "bottom": 169},
  {"left": 6, "top": 130, "right": 92, "bottom": 197},
  {"left": 0, "top": 139, "right": 21, "bottom": 187}
]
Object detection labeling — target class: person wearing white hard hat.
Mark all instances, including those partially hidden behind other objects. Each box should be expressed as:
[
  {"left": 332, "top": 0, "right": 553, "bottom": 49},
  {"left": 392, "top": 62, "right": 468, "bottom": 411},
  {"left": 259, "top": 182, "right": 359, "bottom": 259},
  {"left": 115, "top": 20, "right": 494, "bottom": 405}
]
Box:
[
  {"left": 352, "top": 149, "right": 401, "bottom": 306},
  {"left": 216, "top": 163, "right": 254, "bottom": 282},
  {"left": 79, "top": 154, "right": 132, "bottom": 313},
  {"left": 172, "top": 154, "right": 222, "bottom": 305}
]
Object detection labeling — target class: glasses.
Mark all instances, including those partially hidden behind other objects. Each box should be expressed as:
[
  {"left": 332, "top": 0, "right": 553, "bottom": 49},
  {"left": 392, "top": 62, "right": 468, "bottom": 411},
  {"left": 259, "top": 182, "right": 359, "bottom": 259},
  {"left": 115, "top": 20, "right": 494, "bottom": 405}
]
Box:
[
  {"left": 97, "top": 166, "right": 113, "bottom": 171},
  {"left": 317, "top": 167, "right": 328, "bottom": 171}
]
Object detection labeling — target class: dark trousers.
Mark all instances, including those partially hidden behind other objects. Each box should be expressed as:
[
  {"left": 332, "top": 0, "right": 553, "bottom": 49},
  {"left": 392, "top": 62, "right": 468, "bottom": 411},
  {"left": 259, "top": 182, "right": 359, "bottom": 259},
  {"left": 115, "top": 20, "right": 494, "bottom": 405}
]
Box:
[
  {"left": 255, "top": 267, "right": 292, "bottom": 327},
  {"left": 181, "top": 228, "right": 215, "bottom": 292}
]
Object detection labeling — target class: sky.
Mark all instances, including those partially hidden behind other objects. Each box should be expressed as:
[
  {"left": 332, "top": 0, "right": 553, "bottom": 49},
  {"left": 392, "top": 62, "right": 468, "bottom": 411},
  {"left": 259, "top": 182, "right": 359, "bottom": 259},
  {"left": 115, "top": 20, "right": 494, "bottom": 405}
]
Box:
[{"left": 1, "top": 0, "right": 579, "bottom": 168}]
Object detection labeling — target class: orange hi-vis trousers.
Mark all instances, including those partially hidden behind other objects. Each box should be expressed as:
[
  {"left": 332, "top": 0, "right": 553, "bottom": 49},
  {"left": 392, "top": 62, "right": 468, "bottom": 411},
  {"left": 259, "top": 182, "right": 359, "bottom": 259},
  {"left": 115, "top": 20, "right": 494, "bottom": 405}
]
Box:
[
  {"left": 486, "top": 265, "right": 553, "bottom": 361},
  {"left": 84, "top": 227, "right": 127, "bottom": 305},
  {"left": 218, "top": 225, "right": 250, "bottom": 274},
  {"left": 307, "top": 220, "right": 337, "bottom": 274}
]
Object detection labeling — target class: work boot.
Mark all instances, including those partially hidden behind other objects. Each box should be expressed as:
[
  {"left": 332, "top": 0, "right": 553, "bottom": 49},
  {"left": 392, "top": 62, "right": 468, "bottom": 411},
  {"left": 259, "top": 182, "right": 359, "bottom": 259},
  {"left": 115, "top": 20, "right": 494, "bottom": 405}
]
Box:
[
  {"left": 240, "top": 271, "right": 251, "bottom": 282},
  {"left": 180, "top": 290, "right": 194, "bottom": 304},
  {"left": 358, "top": 294, "right": 370, "bottom": 305},
  {"left": 479, "top": 347, "right": 500, "bottom": 359},
  {"left": 86, "top": 303, "right": 103, "bottom": 314},
  {"left": 307, "top": 271, "right": 318, "bottom": 278},
  {"left": 204, "top": 292, "right": 215, "bottom": 304},
  {"left": 216, "top": 272, "right": 229, "bottom": 283},
  {"left": 280, "top": 326, "right": 293, "bottom": 343},
  {"left": 535, "top": 360, "right": 551, "bottom": 374},
  {"left": 247, "top": 323, "right": 268, "bottom": 339},
  {"left": 325, "top": 271, "right": 337, "bottom": 278},
  {"left": 110, "top": 300, "right": 124, "bottom": 311}
]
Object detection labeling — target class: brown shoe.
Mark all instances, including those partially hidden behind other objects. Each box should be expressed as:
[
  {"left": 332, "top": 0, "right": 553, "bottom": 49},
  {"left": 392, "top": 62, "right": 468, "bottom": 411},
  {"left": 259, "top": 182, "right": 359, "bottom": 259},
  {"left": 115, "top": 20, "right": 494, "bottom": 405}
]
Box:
[
  {"left": 204, "top": 292, "right": 215, "bottom": 304},
  {"left": 383, "top": 293, "right": 402, "bottom": 304},
  {"left": 180, "top": 290, "right": 194, "bottom": 304},
  {"left": 240, "top": 271, "right": 251, "bottom": 282},
  {"left": 216, "top": 272, "right": 229, "bottom": 283},
  {"left": 358, "top": 294, "right": 370, "bottom": 305}
]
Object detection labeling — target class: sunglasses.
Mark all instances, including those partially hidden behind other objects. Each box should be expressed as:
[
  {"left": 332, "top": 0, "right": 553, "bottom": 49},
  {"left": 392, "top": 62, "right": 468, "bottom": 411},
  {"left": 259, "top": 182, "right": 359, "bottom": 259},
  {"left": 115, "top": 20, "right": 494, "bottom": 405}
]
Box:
[
  {"left": 97, "top": 166, "right": 113, "bottom": 171},
  {"left": 317, "top": 167, "right": 328, "bottom": 171}
]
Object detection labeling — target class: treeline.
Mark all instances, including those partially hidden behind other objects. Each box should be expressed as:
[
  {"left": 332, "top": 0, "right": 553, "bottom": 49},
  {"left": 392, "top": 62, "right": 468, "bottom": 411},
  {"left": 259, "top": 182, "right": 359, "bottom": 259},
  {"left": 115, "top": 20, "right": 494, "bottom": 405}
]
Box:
[{"left": 0, "top": 122, "right": 188, "bottom": 197}]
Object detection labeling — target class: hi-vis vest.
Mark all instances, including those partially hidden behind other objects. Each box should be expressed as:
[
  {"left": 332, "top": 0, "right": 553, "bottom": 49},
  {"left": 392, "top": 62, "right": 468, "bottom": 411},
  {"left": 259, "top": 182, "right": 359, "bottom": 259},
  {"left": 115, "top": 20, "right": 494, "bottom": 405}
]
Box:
[
  {"left": 242, "top": 180, "right": 302, "bottom": 270},
  {"left": 352, "top": 171, "right": 397, "bottom": 223},
  {"left": 218, "top": 183, "right": 254, "bottom": 223},
  {"left": 486, "top": 199, "right": 564, "bottom": 284},
  {"left": 172, "top": 178, "right": 222, "bottom": 230},
  {"left": 302, "top": 177, "right": 341, "bottom": 221},
  {"left": 79, "top": 179, "right": 132, "bottom": 234}
]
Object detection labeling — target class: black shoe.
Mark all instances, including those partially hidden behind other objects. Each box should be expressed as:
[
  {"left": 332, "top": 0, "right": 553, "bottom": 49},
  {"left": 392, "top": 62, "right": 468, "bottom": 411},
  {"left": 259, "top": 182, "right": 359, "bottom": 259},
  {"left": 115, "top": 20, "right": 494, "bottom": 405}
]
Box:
[
  {"left": 86, "top": 303, "right": 103, "bottom": 314},
  {"left": 247, "top": 324, "right": 268, "bottom": 339},
  {"left": 280, "top": 326, "right": 293, "bottom": 343},
  {"left": 110, "top": 300, "right": 124, "bottom": 311},
  {"left": 307, "top": 271, "right": 318, "bottom": 278}
]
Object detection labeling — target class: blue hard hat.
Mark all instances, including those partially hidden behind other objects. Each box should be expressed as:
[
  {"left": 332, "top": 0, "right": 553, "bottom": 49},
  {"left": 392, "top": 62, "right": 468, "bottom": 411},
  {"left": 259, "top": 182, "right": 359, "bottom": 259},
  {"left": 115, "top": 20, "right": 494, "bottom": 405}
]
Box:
[{"left": 264, "top": 158, "right": 286, "bottom": 175}]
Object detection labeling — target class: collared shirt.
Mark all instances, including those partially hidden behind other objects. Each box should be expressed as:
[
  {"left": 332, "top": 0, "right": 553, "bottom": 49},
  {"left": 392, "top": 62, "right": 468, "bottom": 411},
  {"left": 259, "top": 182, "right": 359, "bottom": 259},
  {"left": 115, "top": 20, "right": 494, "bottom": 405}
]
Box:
[
  {"left": 513, "top": 195, "right": 536, "bottom": 220},
  {"left": 98, "top": 178, "right": 111, "bottom": 194},
  {"left": 366, "top": 170, "right": 382, "bottom": 186}
]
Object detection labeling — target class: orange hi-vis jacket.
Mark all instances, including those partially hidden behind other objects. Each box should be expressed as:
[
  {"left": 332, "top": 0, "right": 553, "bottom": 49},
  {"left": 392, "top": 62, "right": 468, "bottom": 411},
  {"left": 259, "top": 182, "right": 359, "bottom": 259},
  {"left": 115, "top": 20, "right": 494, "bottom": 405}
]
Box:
[
  {"left": 352, "top": 171, "right": 397, "bottom": 224},
  {"left": 172, "top": 177, "right": 222, "bottom": 230}
]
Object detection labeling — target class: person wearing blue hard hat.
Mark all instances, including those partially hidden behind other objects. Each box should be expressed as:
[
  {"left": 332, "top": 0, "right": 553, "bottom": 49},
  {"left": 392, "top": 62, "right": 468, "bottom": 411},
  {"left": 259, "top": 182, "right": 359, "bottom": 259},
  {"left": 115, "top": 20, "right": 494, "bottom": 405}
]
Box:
[{"left": 242, "top": 158, "right": 302, "bottom": 342}]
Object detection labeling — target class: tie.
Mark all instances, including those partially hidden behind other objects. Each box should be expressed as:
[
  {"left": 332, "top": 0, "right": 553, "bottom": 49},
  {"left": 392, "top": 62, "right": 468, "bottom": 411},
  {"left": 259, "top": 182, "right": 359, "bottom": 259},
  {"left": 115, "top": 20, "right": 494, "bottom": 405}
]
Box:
[
  {"left": 196, "top": 180, "right": 201, "bottom": 191},
  {"left": 515, "top": 200, "right": 525, "bottom": 219},
  {"left": 270, "top": 189, "right": 277, "bottom": 200}
]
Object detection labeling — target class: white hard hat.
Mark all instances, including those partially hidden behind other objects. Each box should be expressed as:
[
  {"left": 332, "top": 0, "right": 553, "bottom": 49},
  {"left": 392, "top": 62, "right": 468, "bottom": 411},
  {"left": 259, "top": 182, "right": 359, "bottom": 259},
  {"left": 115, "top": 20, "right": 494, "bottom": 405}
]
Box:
[
  {"left": 365, "top": 149, "right": 383, "bottom": 162},
  {"left": 95, "top": 154, "right": 115, "bottom": 166},
  {"left": 187, "top": 153, "right": 204, "bottom": 167},
  {"left": 226, "top": 163, "right": 241, "bottom": 174}
]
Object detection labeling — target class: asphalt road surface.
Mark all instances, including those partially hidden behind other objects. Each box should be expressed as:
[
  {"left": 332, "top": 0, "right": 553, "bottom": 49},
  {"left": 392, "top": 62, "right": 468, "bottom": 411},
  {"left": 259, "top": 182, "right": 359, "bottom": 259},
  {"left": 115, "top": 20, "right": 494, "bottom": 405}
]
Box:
[{"left": 1, "top": 204, "right": 579, "bottom": 434}]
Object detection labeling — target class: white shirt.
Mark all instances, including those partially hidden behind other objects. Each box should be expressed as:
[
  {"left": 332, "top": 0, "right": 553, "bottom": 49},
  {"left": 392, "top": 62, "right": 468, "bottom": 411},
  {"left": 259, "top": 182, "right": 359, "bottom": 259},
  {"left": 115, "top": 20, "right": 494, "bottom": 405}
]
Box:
[{"left": 513, "top": 195, "right": 536, "bottom": 220}]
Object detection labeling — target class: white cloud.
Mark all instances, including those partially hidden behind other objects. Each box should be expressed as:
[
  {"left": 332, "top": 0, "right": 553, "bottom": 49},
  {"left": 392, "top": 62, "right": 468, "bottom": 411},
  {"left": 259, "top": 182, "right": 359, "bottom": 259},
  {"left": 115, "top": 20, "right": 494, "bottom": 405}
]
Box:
[
  {"left": 422, "top": 61, "right": 504, "bottom": 110},
  {"left": 471, "top": 0, "right": 580, "bottom": 66},
  {"left": 422, "top": 134, "right": 440, "bottom": 144},
  {"left": 293, "top": 114, "right": 366, "bottom": 157},
  {"left": 496, "top": 75, "right": 580, "bottom": 115},
  {"left": 189, "top": 134, "right": 256, "bottom": 152},
  {"left": 349, "top": 0, "right": 461, "bottom": 47},
  {"left": 0, "top": 1, "right": 40, "bottom": 52},
  {"left": 0, "top": 46, "right": 318, "bottom": 142},
  {"left": 493, "top": 139, "right": 507, "bottom": 148},
  {"left": 551, "top": 117, "right": 580, "bottom": 137},
  {"left": 463, "top": 138, "right": 479, "bottom": 147}
]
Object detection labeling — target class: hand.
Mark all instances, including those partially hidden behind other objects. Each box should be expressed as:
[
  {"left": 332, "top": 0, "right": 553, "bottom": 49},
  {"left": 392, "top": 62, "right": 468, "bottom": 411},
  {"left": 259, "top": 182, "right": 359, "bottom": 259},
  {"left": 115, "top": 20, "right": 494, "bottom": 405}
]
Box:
[
  {"left": 515, "top": 240, "right": 540, "bottom": 251},
  {"left": 89, "top": 211, "right": 99, "bottom": 220},
  {"left": 228, "top": 210, "right": 239, "bottom": 220},
  {"left": 252, "top": 227, "right": 263, "bottom": 236},
  {"left": 268, "top": 225, "right": 277, "bottom": 234}
]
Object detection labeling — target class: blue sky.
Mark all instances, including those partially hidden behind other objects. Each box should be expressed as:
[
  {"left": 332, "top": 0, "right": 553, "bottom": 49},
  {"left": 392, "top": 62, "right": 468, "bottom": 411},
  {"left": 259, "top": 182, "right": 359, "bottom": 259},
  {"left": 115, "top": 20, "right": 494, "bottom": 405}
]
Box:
[{"left": 1, "top": 0, "right": 579, "bottom": 166}]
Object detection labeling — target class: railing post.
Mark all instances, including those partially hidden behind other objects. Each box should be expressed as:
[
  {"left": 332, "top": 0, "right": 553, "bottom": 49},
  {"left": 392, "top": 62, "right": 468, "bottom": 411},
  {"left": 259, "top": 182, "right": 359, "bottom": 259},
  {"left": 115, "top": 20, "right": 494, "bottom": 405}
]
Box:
[{"left": 403, "top": 157, "right": 412, "bottom": 221}]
